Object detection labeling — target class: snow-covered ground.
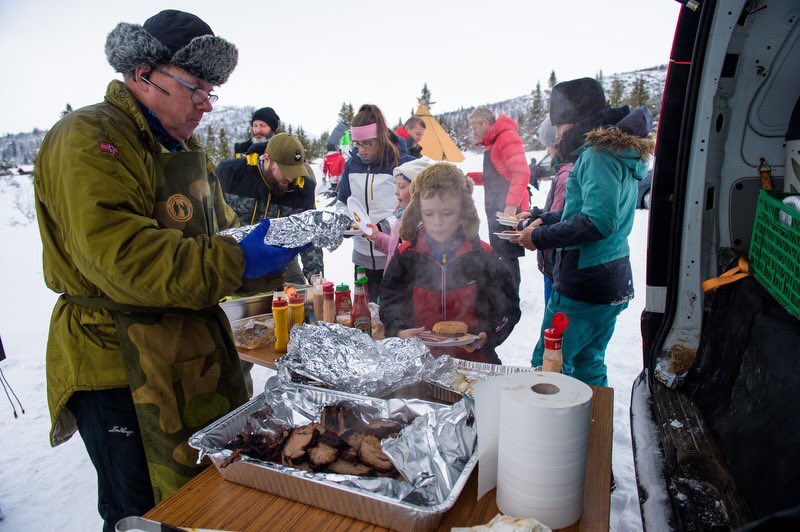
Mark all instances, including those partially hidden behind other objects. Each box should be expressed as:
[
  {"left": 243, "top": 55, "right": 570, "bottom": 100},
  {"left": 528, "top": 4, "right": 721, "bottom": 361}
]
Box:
[{"left": 0, "top": 152, "right": 646, "bottom": 530}]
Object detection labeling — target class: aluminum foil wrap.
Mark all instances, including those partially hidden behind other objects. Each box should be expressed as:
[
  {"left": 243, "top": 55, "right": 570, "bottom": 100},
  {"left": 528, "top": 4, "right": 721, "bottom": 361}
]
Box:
[
  {"left": 218, "top": 210, "right": 352, "bottom": 250},
  {"left": 193, "top": 377, "right": 476, "bottom": 506},
  {"left": 277, "top": 322, "right": 448, "bottom": 396}
]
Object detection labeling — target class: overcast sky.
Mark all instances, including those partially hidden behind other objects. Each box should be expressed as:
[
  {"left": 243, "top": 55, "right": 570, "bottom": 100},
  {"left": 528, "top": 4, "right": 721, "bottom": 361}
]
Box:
[{"left": 0, "top": 0, "right": 682, "bottom": 136}]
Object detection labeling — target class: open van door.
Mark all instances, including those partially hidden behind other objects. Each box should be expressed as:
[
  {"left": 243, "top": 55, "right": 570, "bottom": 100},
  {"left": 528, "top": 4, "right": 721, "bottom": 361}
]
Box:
[{"left": 632, "top": 0, "right": 800, "bottom": 529}]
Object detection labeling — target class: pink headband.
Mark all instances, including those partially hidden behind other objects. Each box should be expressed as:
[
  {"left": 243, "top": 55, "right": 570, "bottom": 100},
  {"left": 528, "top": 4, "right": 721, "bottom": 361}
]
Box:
[{"left": 351, "top": 123, "right": 378, "bottom": 141}]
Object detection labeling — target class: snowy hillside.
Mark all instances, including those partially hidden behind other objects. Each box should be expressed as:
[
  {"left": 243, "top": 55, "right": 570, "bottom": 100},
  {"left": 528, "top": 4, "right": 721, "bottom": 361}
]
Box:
[
  {"left": 0, "top": 152, "right": 647, "bottom": 531},
  {"left": 0, "top": 64, "right": 668, "bottom": 168}
]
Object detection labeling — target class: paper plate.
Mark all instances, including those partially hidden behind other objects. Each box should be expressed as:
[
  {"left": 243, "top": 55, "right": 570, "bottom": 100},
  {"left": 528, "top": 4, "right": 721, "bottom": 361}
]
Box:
[
  {"left": 497, "top": 218, "right": 519, "bottom": 228},
  {"left": 418, "top": 332, "right": 480, "bottom": 347},
  {"left": 494, "top": 231, "right": 520, "bottom": 240},
  {"left": 347, "top": 197, "right": 373, "bottom": 236}
]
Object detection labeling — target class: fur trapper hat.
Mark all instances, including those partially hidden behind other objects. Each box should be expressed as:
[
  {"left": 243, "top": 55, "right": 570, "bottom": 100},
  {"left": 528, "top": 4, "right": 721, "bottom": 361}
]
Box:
[
  {"left": 550, "top": 77, "right": 607, "bottom": 126},
  {"left": 399, "top": 163, "right": 481, "bottom": 242},
  {"left": 105, "top": 10, "right": 237, "bottom": 85}
]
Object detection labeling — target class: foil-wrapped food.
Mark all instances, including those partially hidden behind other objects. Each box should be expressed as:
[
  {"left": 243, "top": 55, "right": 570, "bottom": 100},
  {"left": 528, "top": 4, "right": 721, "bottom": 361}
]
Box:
[
  {"left": 277, "top": 322, "right": 446, "bottom": 397},
  {"left": 193, "top": 377, "right": 477, "bottom": 507},
  {"left": 224, "top": 401, "right": 407, "bottom": 478},
  {"left": 218, "top": 210, "right": 353, "bottom": 251}
]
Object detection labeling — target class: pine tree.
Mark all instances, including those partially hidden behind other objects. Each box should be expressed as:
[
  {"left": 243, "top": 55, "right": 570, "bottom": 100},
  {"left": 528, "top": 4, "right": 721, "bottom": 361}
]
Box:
[
  {"left": 60, "top": 103, "right": 74, "bottom": 118},
  {"left": 338, "top": 103, "right": 354, "bottom": 124},
  {"left": 628, "top": 76, "right": 651, "bottom": 109},
  {"left": 204, "top": 125, "right": 219, "bottom": 160},
  {"left": 595, "top": 69, "right": 604, "bottom": 86},
  {"left": 419, "top": 83, "right": 434, "bottom": 106},
  {"left": 608, "top": 76, "right": 626, "bottom": 107},
  {"left": 548, "top": 70, "right": 558, "bottom": 91},
  {"left": 525, "top": 81, "right": 546, "bottom": 149},
  {"left": 218, "top": 128, "right": 232, "bottom": 160}
]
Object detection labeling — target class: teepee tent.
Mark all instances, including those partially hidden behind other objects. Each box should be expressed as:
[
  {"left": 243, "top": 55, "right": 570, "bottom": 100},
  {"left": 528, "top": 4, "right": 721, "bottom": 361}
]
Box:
[{"left": 414, "top": 103, "right": 465, "bottom": 163}]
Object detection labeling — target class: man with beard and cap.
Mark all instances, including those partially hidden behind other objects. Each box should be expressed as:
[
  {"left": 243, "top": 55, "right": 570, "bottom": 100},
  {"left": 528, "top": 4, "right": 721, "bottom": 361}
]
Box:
[
  {"left": 512, "top": 77, "right": 654, "bottom": 387},
  {"left": 234, "top": 106, "right": 280, "bottom": 156},
  {"left": 34, "top": 10, "right": 306, "bottom": 529},
  {"left": 466, "top": 106, "right": 531, "bottom": 290},
  {"left": 216, "top": 132, "right": 323, "bottom": 285}
]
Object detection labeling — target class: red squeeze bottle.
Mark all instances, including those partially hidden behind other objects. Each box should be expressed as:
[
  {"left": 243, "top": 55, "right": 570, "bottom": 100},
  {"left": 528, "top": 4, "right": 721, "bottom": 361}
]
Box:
[
  {"left": 542, "top": 312, "right": 569, "bottom": 373},
  {"left": 351, "top": 277, "right": 371, "bottom": 337}
]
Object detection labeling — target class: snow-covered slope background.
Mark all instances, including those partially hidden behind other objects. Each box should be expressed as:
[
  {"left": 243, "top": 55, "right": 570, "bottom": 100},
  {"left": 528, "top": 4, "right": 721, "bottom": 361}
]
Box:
[{"left": 0, "top": 151, "right": 647, "bottom": 531}]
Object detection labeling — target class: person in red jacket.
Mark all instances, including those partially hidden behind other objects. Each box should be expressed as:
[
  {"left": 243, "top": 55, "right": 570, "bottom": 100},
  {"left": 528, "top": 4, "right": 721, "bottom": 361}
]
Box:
[
  {"left": 379, "top": 163, "right": 520, "bottom": 364},
  {"left": 466, "top": 107, "right": 531, "bottom": 289},
  {"left": 394, "top": 116, "right": 426, "bottom": 158},
  {"left": 322, "top": 148, "right": 345, "bottom": 188}
]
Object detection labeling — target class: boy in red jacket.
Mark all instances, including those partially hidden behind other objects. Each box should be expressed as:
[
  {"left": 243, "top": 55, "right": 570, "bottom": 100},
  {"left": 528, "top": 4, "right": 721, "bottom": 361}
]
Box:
[
  {"left": 379, "top": 163, "right": 520, "bottom": 364},
  {"left": 466, "top": 107, "right": 530, "bottom": 289}
]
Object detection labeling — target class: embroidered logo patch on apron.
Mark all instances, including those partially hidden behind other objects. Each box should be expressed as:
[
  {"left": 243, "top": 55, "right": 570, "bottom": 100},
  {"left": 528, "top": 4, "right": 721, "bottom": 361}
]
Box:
[{"left": 166, "top": 194, "right": 193, "bottom": 223}]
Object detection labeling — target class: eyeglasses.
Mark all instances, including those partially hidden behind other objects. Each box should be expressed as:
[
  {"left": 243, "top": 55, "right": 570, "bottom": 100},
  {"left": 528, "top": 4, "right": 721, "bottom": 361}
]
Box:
[
  {"left": 142, "top": 68, "right": 218, "bottom": 105},
  {"left": 352, "top": 139, "right": 377, "bottom": 149}
]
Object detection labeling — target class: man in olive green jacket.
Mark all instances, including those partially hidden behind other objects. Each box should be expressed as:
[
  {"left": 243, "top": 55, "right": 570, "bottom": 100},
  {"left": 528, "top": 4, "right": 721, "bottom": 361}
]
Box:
[{"left": 35, "top": 10, "right": 303, "bottom": 530}]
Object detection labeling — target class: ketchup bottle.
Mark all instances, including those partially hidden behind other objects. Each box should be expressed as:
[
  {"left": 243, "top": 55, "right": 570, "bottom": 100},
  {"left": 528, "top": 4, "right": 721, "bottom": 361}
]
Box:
[
  {"left": 350, "top": 277, "right": 371, "bottom": 336},
  {"left": 542, "top": 312, "right": 569, "bottom": 373}
]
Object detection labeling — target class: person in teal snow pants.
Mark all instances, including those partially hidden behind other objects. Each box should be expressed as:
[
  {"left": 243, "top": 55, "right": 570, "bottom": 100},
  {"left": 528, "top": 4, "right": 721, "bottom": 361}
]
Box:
[{"left": 512, "top": 77, "right": 655, "bottom": 386}]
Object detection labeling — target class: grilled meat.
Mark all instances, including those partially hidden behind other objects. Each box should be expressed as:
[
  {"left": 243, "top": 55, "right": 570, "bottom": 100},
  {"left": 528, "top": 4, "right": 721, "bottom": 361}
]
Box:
[{"left": 358, "top": 435, "right": 394, "bottom": 472}]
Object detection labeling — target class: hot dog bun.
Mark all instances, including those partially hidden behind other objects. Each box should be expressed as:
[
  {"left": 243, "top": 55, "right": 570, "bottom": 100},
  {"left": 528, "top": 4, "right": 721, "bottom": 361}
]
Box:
[{"left": 432, "top": 321, "right": 469, "bottom": 337}]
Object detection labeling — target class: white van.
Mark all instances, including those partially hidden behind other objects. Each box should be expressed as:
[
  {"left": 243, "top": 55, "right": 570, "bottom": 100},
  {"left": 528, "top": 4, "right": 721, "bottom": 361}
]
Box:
[{"left": 632, "top": 0, "right": 800, "bottom": 529}]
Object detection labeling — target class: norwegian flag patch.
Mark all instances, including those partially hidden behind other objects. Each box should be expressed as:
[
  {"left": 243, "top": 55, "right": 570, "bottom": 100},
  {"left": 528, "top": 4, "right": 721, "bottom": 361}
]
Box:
[{"left": 99, "top": 142, "right": 119, "bottom": 156}]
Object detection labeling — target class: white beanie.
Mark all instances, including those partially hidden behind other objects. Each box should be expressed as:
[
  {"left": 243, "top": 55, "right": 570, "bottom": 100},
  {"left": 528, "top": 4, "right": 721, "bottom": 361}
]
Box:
[
  {"left": 393, "top": 157, "right": 434, "bottom": 182},
  {"left": 538, "top": 116, "right": 558, "bottom": 148}
]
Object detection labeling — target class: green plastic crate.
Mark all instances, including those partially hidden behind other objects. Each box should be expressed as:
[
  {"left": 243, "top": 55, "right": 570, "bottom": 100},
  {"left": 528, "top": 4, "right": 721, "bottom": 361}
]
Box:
[{"left": 748, "top": 190, "right": 800, "bottom": 320}]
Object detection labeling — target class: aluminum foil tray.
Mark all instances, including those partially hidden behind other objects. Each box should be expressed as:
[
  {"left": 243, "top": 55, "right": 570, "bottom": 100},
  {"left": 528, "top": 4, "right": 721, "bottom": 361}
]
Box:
[
  {"left": 426, "top": 357, "right": 540, "bottom": 400},
  {"left": 189, "top": 387, "right": 478, "bottom": 531}
]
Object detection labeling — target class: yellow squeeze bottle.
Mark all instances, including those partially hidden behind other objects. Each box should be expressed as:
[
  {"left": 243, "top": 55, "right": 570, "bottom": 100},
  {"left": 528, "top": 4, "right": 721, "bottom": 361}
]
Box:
[{"left": 272, "top": 296, "right": 289, "bottom": 353}]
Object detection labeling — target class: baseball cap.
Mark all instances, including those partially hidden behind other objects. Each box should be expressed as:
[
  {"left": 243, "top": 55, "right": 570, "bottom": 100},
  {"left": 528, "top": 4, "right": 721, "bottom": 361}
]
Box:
[{"left": 265, "top": 133, "right": 307, "bottom": 181}]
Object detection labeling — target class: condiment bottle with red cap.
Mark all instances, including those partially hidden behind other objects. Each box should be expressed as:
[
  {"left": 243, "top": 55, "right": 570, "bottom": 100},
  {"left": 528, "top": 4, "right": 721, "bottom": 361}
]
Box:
[
  {"left": 272, "top": 296, "right": 289, "bottom": 353},
  {"left": 351, "top": 277, "right": 371, "bottom": 336},
  {"left": 542, "top": 312, "right": 569, "bottom": 373},
  {"left": 322, "top": 282, "right": 336, "bottom": 323},
  {"left": 288, "top": 295, "right": 304, "bottom": 331}
]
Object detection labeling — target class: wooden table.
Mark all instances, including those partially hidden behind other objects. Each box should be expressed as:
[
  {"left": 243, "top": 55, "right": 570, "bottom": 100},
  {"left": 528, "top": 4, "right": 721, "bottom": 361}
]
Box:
[
  {"left": 146, "top": 386, "right": 613, "bottom": 531},
  {"left": 236, "top": 342, "right": 283, "bottom": 369}
]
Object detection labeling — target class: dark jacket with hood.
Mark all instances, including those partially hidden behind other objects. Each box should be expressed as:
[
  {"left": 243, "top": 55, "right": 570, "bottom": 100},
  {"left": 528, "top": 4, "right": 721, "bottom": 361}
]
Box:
[
  {"left": 215, "top": 156, "right": 322, "bottom": 278},
  {"left": 532, "top": 107, "right": 654, "bottom": 305},
  {"left": 380, "top": 229, "right": 520, "bottom": 364}
]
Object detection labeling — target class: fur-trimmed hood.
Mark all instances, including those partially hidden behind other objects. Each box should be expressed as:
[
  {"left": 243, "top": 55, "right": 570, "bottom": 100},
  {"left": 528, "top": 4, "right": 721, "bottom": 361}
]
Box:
[
  {"left": 584, "top": 127, "right": 655, "bottom": 160},
  {"left": 399, "top": 163, "right": 481, "bottom": 242},
  {"left": 105, "top": 10, "right": 237, "bottom": 86}
]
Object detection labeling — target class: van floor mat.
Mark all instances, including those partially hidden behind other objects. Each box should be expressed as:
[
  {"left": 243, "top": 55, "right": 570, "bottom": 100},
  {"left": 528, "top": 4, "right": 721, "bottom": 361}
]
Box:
[
  {"left": 650, "top": 381, "right": 751, "bottom": 529},
  {"left": 686, "top": 277, "right": 800, "bottom": 519}
]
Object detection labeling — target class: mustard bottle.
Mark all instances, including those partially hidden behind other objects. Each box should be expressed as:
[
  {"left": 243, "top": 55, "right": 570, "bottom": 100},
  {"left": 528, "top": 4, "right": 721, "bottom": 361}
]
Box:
[
  {"left": 289, "top": 295, "right": 305, "bottom": 331},
  {"left": 272, "top": 296, "right": 289, "bottom": 353}
]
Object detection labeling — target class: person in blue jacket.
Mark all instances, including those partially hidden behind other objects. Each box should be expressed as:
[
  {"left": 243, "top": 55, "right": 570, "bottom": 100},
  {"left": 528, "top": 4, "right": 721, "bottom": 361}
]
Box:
[{"left": 513, "top": 77, "right": 654, "bottom": 386}]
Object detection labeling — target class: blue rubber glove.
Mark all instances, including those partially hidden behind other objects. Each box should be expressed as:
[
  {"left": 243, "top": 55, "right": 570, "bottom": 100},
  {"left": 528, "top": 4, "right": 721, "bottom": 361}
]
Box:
[{"left": 239, "top": 219, "right": 310, "bottom": 278}]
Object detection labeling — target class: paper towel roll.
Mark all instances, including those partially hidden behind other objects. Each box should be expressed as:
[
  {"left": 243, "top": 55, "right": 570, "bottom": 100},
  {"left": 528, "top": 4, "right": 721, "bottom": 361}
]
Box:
[{"left": 492, "top": 372, "right": 592, "bottom": 529}]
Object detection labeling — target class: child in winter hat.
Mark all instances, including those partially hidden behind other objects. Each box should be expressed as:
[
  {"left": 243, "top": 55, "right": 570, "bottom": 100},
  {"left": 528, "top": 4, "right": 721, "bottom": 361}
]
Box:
[
  {"left": 378, "top": 163, "right": 521, "bottom": 364},
  {"left": 364, "top": 157, "right": 435, "bottom": 272}
]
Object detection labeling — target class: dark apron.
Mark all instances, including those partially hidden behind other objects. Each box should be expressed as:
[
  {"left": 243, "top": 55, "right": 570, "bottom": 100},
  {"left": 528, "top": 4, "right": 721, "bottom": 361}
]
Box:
[
  {"left": 483, "top": 149, "right": 525, "bottom": 259},
  {"left": 68, "top": 150, "right": 248, "bottom": 503}
]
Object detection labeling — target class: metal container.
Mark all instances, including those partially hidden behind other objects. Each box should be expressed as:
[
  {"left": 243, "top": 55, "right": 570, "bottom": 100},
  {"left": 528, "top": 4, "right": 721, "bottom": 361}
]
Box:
[
  {"left": 221, "top": 285, "right": 310, "bottom": 322},
  {"left": 425, "top": 358, "right": 540, "bottom": 401},
  {"left": 189, "top": 389, "right": 478, "bottom": 532}
]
